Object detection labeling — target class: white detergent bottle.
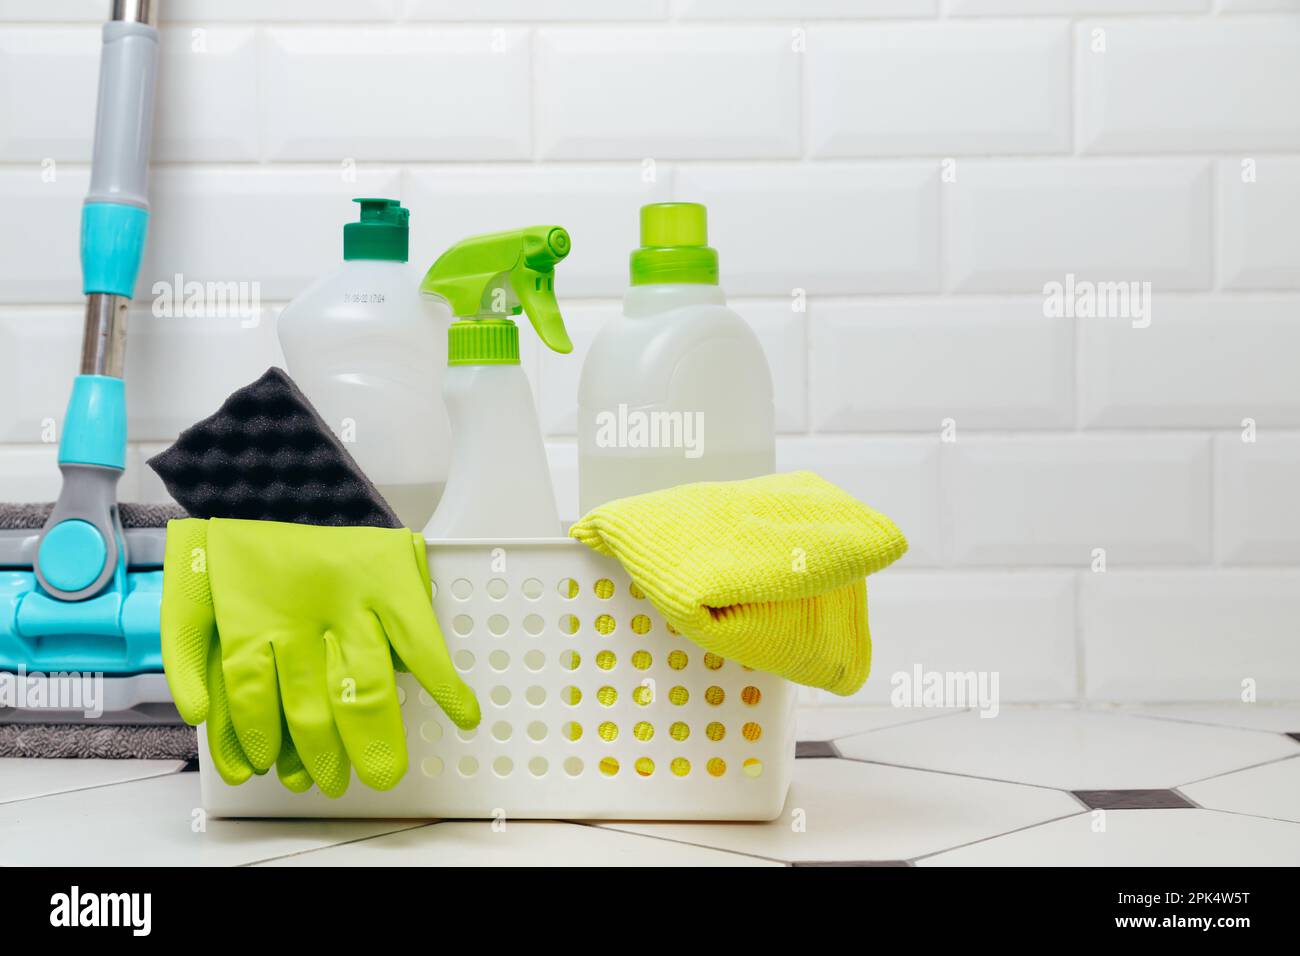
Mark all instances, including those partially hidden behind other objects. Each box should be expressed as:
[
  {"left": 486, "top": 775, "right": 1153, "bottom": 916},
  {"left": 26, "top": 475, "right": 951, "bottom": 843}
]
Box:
[
  {"left": 420, "top": 226, "right": 574, "bottom": 539},
  {"left": 578, "top": 203, "right": 774, "bottom": 514},
  {"left": 277, "top": 198, "right": 451, "bottom": 529}
]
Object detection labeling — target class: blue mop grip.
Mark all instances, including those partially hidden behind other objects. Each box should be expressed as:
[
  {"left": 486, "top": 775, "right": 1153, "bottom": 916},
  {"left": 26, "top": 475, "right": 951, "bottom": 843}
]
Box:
[
  {"left": 82, "top": 20, "right": 158, "bottom": 299},
  {"left": 82, "top": 203, "right": 149, "bottom": 298},
  {"left": 59, "top": 375, "right": 127, "bottom": 470}
]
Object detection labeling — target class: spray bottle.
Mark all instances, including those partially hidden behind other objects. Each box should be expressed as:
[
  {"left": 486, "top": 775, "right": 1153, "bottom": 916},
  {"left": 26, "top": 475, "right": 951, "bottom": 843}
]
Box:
[{"left": 420, "top": 226, "right": 573, "bottom": 539}]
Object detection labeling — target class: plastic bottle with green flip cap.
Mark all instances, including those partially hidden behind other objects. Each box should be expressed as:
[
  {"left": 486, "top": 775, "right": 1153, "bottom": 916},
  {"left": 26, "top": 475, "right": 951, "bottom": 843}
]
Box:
[
  {"left": 420, "top": 226, "right": 573, "bottom": 539},
  {"left": 577, "top": 202, "right": 775, "bottom": 514},
  {"left": 278, "top": 198, "right": 452, "bottom": 530}
]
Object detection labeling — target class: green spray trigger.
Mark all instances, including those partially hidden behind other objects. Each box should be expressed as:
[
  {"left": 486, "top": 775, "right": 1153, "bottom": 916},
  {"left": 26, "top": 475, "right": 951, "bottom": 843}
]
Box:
[{"left": 420, "top": 226, "right": 573, "bottom": 361}]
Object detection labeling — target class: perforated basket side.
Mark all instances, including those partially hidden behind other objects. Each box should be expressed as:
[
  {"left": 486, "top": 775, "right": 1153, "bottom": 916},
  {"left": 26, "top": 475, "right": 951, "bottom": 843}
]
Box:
[{"left": 199, "top": 538, "right": 795, "bottom": 820}]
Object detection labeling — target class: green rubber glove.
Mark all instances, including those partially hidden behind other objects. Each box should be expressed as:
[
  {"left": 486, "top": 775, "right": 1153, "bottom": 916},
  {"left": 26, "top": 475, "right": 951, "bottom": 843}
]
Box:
[
  {"left": 161, "top": 518, "right": 312, "bottom": 792},
  {"left": 161, "top": 517, "right": 479, "bottom": 798}
]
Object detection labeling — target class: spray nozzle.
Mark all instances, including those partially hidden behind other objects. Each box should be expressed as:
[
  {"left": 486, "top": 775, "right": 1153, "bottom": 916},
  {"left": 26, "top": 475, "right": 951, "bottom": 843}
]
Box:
[{"left": 420, "top": 226, "right": 573, "bottom": 363}]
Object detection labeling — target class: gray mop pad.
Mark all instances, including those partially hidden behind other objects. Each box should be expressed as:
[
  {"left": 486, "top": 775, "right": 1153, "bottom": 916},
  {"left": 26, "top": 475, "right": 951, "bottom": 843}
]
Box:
[
  {"left": 0, "top": 723, "right": 196, "bottom": 760},
  {"left": 0, "top": 501, "right": 187, "bottom": 530}
]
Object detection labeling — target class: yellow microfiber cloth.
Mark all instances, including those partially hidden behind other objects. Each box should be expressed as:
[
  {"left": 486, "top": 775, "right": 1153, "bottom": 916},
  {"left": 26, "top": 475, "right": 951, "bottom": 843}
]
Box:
[{"left": 569, "top": 470, "right": 907, "bottom": 695}]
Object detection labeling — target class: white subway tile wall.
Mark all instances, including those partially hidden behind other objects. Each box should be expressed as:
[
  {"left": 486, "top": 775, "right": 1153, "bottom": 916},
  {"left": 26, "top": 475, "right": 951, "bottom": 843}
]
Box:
[
  {"left": 1078, "top": 296, "right": 1300, "bottom": 428},
  {"left": 154, "top": 26, "right": 259, "bottom": 163},
  {"left": 950, "top": 1, "right": 1208, "bottom": 12},
  {"left": 1219, "top": 157, "right": 1300, "bottom": 290},
  {"left": 261, "top": 27, "right": 533, "bottom": 162},
  {"left": 1082, "top": 571, "right": 1300, "bottom": 700},
  {"left": 0, "top": 4, "right": 1296, "bottom": 705},
  {"left": 810, "top": 298, "right": 1074, "bottom": 432},
  {"left": 944, "top": 160, "right": 1213, "bottom": 292},
  {"left": 1215, "top": 434, "right": 1300, "bottom": 565},
  {"left": 866, "top": 571, "right": 1079, "bottom": 704},
  {"left": 534, "top": 27, "right": 801, "bottom": 160},
  {"left": 677, "top": 163, "right": 940, "bottom": 294},
  {"left": 1074, "top": 18, "right": 1300, "bottom": 154},
  {"left": 0, "top": 27, "right": 99, "bottom": 161},
  {"left": 0, "top": 167, "right": 87, "bottom": 302},
  {"left": 944, "top": 436, "right": 1214, "bottom": 566},
  {"left": 806, "top": 23, "right": 1072, "bottom": 157}
]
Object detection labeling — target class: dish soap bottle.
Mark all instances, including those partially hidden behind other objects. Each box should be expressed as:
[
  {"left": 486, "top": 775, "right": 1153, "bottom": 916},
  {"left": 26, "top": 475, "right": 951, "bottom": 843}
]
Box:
[
  {"left": 577, "top": 202, "right": 774, "bottom": 514},
  {"left": 420, "top": 226, "right": 573, "bottom": 539},
  {"left": 277, "top": 198, "right": 451, "bottom": 529}
]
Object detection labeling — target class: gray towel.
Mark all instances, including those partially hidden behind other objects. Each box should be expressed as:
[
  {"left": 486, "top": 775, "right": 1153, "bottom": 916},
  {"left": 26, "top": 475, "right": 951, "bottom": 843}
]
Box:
[{"left": 0, "top": 723, "right": 196, "bottom": 760}]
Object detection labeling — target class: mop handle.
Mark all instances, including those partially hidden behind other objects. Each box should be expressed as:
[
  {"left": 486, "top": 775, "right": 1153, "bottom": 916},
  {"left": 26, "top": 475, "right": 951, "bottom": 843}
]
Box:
[
  {"left": 79, "top": 0, "right": 159, "bottom": 378},
  {"left": 33, "top": 0, "right": 161, "bottom": 603}
]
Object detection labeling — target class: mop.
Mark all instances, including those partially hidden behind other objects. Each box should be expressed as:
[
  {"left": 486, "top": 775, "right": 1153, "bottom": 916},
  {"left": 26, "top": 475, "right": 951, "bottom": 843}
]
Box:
[{"left": 0, "top": 1, "right": 194, "bottom": 759}]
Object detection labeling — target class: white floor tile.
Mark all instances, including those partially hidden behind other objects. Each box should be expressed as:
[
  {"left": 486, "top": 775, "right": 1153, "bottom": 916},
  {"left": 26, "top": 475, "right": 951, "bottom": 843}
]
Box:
[
  {"left": 256, "top": 820, "right": 779, "bottom": 867},
  {"left": 1122, "top": 704, "right": 1300, "bottom": 734},
  {"left": 835, "top": 707, "right": 1299, "bottom": 790},
  {"left": 796, "top": 707, "right": 964, "bottom": 742},
  {"left": 599, "top": 757, "right": 1078, "bottom": 862},
  {"left": 5, "top": 711, "right": 1294, "bottom": 865},
  {"left": 1182, "top": 756, "right": 1300, "bottom": 824},
  {"left": 0, "top": 758, "right": 182, "bottom": 805},
  {"left": 0, "top": 773, "right": 417, "bottom": 866},
  {"left": 921, "top": 809, "right": 1300, "bottom": 867}
]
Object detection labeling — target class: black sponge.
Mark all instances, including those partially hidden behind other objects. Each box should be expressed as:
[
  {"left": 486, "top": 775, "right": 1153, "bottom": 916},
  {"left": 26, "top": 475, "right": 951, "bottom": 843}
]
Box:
[{"left": 147, "top": 367, "right": 402, "bottom": 529}]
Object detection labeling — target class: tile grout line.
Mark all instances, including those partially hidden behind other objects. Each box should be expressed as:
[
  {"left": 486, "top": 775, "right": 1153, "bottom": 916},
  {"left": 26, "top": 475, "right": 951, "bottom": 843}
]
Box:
[
  {"left": 909, "top": 809, "right": 1089, "bottom": 865},
  {"left": 245, "top": 818, "right": 790, "bottom": 868},
  {"left": 1122, "top": 710, "right": 1300, "bottom": 736},
  {"left": 1175, "top": 749, "right": 1300, "bottom": 789},
  {"left": 1187, "top": 804, "right": 1300, "bottom": 830},
  {"left": 573, "top": 820, "right": 792, "bottom": 866},
  {"left": 816, "top": 707, "right": 973, "bottom": 747},
  {"left": 832, "top": 753, "right": 1081, "bottom": 796},
  {"left": 239, "top": 820, "right": 441, "bottom": 867},
  {"left": 0, "top": 764, "right": 188, "bottom": 809}
]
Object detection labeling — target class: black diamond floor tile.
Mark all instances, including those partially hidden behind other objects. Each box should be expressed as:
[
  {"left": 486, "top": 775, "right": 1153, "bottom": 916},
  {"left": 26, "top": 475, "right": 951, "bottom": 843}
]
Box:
[
  {"left": 792, "top": 860, "right": 911, "bottom": 867},
  {"left": 1072, "top": 789, "right": 1194, "bottom": 810},
  {"left": 796, "top": 740, "right": 840, "bottom": 759}
]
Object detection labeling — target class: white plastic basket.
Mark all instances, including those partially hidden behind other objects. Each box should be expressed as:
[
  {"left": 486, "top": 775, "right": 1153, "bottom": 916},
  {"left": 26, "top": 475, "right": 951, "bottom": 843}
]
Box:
[{"left": 200, "top": 538, "right": 796, "bottom": 820}]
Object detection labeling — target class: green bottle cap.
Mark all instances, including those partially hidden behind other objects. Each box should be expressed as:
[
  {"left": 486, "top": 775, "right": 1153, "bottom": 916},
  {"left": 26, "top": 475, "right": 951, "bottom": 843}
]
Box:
[
  {"left": 630, "top": 202, "right": 718, "bottom": 286},
  {"left": 421, "top": 226, "right": 573, "bottom": 366},
  {"left": 448, "top": 319, "right": 519, "bottom": 365},
  {"left": 344, "top": 198, "right": 409, "bottom": 262}
]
